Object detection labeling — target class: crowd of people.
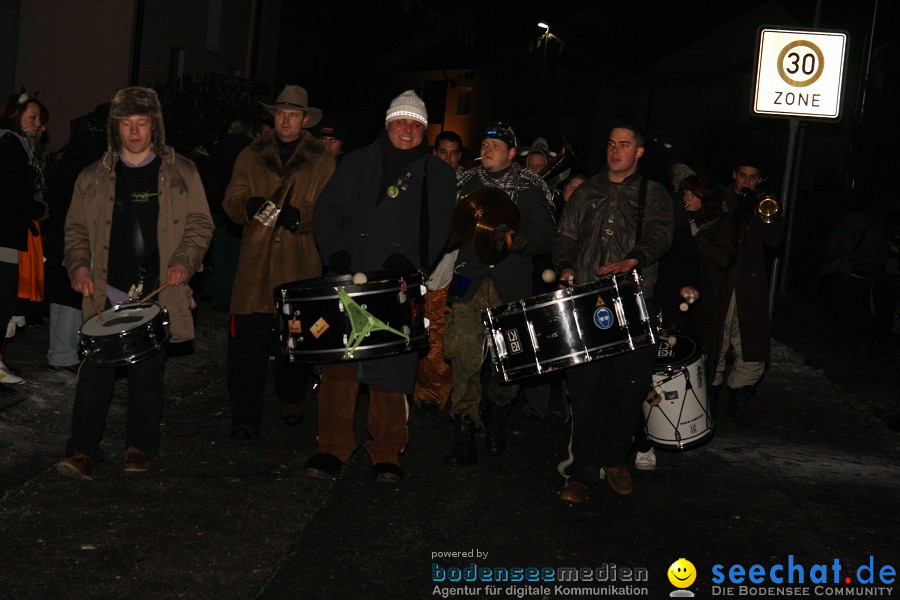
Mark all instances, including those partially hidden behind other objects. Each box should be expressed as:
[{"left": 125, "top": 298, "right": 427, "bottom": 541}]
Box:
[{"left": 1, "top": 81, "right": 895, "bottom": 503}]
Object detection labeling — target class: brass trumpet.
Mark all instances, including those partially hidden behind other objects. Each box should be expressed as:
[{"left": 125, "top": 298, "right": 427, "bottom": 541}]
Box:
[
  {"left": 756, "top": 194, "right": 780, "bottom": 223},
  {"left": 740, "top": 188, "right": 781, "bottom": 223}
]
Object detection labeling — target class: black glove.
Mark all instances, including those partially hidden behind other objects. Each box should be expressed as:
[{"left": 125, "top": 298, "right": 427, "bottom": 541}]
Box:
[
  {"left": 245, "top": 196, "right": 266, "bottom": 220},
  {"left": 383, "top": 253, "right": 416, "bottom": 275},
  {"left": 276, "top": 203, "right": 301, "bottom": 232},
  {"left": 328, "top": 250, "right": 353, "bottom": 275}
]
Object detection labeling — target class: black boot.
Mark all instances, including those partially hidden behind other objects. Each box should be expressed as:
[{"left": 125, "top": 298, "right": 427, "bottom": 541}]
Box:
[
  {"left": 445, "top": 415, "right": 477, "bottom": 466},
  {"left": 485, "top": 403, "right": 510, "bottom": 456},
  {"left": 726, "top": 386, "right": 753, "bottom": 425}
]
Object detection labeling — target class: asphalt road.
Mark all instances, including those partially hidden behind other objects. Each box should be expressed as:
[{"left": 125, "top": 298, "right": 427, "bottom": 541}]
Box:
[{"left": 0, "top": 289, "right": 897, "bottom": 599}]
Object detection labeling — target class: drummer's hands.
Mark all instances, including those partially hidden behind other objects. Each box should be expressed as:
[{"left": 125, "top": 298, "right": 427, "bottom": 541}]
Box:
[
  {"left": 596, "top": 258, "right": 637, "bottom": 276},
  {"left": 558, "top": 268, "right": 576, "bottom": 289},
  {"left": 680, "top": 286, "right": 699, "bottom": 304},
  {"left": 166, "top": 263, "right": 190, "bottom": 286},
  {"left": 71, "top": 266, "right": 94, "bottom": 297}
]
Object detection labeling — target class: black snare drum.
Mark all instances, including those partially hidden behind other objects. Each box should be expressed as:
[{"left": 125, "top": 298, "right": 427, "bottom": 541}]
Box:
[
  {"left": 275, "top": 272, "right": 428, "bottom": 363},
  {"left": 483, "top": 270, "right": 656, "bottom": 383},
  {"left": 79, "top": 302, "right": 171, "bottom": 367}
]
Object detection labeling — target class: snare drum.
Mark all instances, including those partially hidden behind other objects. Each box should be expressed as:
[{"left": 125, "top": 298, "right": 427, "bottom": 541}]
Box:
[
  {"left": 79, "top": 302, "right": 171, "bottom": 367},
  {"left": 642, "top": 333, "right": 713, "bottom": 449},
  {"left": 482, "top": 270, "right": 656, "bottom": 383},
  {"left": 275, "top": 272, "right": 428, "bottom": 363}
]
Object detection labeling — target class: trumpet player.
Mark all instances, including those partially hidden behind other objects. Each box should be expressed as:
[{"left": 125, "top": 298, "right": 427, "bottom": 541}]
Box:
[{"left": 712, "top": 160, "right": 784, "bottom": 424}]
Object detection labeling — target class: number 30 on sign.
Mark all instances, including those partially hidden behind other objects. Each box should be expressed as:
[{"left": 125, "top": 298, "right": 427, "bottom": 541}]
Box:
[{"left": 753, "top": 28, "right": 848, "bottom": 119}]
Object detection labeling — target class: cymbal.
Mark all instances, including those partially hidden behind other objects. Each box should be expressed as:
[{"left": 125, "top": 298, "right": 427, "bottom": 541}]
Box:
[
  {"left": 451, "top": 187, "right": 517, "bottom": 242},
  {"left": 473, "top": 192, "right": 521, "bottom": 265}
]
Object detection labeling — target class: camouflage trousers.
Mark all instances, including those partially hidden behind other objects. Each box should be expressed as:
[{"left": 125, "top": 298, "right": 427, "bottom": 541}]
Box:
[{"left": 443, "top": 279, "right": 519, "bottom": 428}]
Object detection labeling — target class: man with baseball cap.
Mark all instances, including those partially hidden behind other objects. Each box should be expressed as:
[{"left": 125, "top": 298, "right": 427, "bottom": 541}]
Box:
[
  {"left": 222, "top": 84, "right": 335, "bottom": 441},
  {"left": 443, "top": 121, "right": 556, "bottom": 467},
  {"left": 304, "top": 90, "right": 455, "bottom": 482}
]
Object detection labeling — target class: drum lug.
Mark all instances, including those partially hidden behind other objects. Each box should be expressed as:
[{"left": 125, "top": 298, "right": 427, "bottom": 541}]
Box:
[
  {"left": 397, "top": 291, "right": 407, "bottom": 304},
  {"left": 491, "top": 329, "right": 508, "bottom": 359}
]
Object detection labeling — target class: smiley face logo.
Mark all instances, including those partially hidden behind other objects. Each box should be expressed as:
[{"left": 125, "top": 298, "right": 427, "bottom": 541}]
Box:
[{"left": 668, "top": 558, "right": 696, "bottom": 588}]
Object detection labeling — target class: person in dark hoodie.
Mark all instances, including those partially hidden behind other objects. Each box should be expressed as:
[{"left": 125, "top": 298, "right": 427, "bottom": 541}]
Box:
[{"left": 304, "top": 90, "right": 455, "bottom": 482}]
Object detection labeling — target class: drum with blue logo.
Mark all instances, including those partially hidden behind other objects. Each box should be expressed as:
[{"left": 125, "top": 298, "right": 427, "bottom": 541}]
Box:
[{"left": 482, "top": 270, "right": 657, "bottom": 383}]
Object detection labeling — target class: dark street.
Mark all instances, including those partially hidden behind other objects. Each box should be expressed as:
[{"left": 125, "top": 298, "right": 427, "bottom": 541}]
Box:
[{"left": 0, "top": 289, "right": 897, "bottom": 599}]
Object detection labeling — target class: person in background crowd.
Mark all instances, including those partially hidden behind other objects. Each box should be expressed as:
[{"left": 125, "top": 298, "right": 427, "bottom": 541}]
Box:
[
  {"left": 433, "top": 130, "right": 464, "bottom": 172},
  {"left": 203, "top": 118, "right": 251, "bottom": 311},
  {"left": 315, "top": 116, "right": 346, "bottom": 163},
  {"left": 0, "top": 92, "right": 50, "bottom": 390},
  {"left": 45, "top": 102, "right": 109, "bottom": 374},
  {"left": 413, "top": 130, "right": 468, "bottom": 411}
]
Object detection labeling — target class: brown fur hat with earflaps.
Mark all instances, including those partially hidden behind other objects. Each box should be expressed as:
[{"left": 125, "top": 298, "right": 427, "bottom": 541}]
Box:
[{"left": 106, "top": 86, "right": 166, "bottom": 154}]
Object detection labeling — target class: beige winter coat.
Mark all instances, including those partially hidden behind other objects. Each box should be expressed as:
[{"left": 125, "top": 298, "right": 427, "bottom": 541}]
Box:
[{"left": 64, "top": 146, "right": 213, "bottom": 342}]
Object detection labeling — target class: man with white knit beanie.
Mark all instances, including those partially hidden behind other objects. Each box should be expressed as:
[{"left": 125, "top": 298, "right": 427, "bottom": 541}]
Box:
[{"left": 305, "top": 89, "right": 456, "bottom": 483}]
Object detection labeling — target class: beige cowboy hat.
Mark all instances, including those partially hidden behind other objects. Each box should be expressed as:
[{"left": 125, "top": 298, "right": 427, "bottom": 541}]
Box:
[{"left": 260, "top": 85, "right": 322, "bottom": 128}]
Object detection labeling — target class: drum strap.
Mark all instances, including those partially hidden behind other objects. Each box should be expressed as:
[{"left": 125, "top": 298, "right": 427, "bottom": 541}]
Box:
[
  {"left": 635, "top": 176, "right": 647, "bottom": 243},
  {"left": 419, "top": 157, "right": 430, "bottom": 272}
]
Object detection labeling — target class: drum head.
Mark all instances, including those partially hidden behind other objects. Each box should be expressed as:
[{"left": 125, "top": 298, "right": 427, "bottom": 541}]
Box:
[
  {"left": 80, "top": 303, "right": 161, "bottom": 337},
  {"left": 655, "top": 334, "right": 701, "bottom": 370}
]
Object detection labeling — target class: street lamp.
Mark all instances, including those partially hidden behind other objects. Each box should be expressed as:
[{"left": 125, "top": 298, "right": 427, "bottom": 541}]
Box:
[{"left": 538, "top": 22, "right": 550, "bottom": 82}]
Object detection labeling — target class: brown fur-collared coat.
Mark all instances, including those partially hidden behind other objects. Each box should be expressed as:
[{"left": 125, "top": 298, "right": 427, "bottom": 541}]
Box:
[{"left": 224, "top": 131, "right": 335, "bottom": 314}]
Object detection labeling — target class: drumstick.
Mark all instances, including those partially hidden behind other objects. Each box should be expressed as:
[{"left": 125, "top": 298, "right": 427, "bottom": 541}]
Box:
[
  {"left": 138, "top": 282, "right": 172, "bottom": 304},
  {"left": 89, "top": 294, "right": 105, "bottom": 323}
]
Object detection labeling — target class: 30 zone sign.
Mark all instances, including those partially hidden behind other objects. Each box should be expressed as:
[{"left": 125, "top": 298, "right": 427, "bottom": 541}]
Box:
[{"left": 753, "top": 28, "right": 848, "bottom": 119}]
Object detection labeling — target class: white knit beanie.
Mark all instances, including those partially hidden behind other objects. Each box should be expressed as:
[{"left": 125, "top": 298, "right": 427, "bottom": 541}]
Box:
[{"left": 385, "top": 90, "right": 428, "bottom": 127}]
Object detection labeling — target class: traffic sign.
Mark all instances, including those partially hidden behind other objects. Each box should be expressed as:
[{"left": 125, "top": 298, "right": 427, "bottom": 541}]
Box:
[{"left": 753, "top": 28, "right": 848, "bottom": 119}]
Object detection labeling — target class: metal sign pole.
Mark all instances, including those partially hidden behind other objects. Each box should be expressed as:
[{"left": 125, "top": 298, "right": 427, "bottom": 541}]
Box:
[{"left": 769, "top": 118, "right": 799, "bottom": 322}]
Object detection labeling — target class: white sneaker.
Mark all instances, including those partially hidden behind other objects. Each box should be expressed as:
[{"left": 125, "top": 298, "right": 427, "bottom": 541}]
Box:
[
  {"left": 0, "top": 361, "right": 24, "bottom": 385},
  {"left": 634, "top": 448, "right": 657, "bottom": 471},
  {"left": 10, "top": 316, "right": 26, "bottom": 328}
]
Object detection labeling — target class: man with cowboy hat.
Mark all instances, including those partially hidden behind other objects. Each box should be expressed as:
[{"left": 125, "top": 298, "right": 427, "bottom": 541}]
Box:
[{"left": 222, "top": 84, "right": 335, "bottom": 441}]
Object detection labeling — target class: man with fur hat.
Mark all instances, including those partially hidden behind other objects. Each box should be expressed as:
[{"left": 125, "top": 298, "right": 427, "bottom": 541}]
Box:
[
  {"left": 443, "top": 122, "right": 556, "bottom": 466},
  {"left": 304, "top": 90, "right": 455, "bottom": 482},
  {"left": 57, "top": 86, "right": 213, "bottom": 479},
  {"left": 222, "top": 84, "right": 335, "bottom": 441}
]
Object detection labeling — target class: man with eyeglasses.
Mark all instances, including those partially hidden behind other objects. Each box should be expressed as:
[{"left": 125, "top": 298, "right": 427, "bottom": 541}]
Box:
[{"left": 443, "top": 122, "right": 556, "bottom": 466}]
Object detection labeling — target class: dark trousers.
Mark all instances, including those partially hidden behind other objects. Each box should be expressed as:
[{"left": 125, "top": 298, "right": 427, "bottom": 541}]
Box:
[
  {"left": 65, "top": 349, "right": 166, "bottom": 462},
  {"left": 227, "top": 312, "right": 310, "bottom": 430},
  {"left": 563, "top": 344, "right": 657, "bottom": 483}
]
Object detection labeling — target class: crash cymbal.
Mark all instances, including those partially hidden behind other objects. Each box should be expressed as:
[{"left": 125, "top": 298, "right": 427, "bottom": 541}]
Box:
[
  {"left": 474, "top": 223, "right": 510, "bottom": 265},
  {"left": 478, "top": 191, "right": 520, "bottom": 234},
  {"left": 451, "top": 187, "right": 514, "bottom": 242},
  {"left": 472, "top": 194, "right": 521, "bottom": 265}
]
